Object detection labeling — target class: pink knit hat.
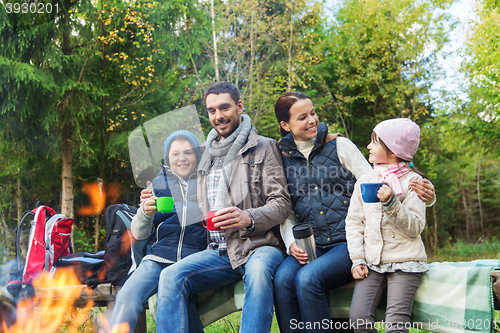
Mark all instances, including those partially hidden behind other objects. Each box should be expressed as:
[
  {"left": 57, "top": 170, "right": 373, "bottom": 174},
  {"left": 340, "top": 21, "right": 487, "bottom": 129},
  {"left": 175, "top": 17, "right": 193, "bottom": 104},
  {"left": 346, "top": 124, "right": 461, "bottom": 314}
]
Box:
[{"left": 373, "top": 118, "right": 420, "bottom": 161}]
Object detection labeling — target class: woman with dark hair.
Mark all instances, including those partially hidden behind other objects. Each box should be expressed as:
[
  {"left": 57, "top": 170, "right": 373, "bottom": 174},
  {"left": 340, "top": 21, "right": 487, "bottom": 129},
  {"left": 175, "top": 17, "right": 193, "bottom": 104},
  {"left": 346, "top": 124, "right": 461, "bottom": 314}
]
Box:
[{"left": 273, "top": 92, "right": 435, "bottom": 333}]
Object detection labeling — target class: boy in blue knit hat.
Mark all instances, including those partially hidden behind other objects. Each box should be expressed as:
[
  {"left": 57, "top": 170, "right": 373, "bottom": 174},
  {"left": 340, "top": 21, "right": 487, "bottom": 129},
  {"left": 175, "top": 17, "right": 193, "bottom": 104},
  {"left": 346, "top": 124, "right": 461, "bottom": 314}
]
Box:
[{"left": 109, "top": 130, "right": 207, "bottom": 332}]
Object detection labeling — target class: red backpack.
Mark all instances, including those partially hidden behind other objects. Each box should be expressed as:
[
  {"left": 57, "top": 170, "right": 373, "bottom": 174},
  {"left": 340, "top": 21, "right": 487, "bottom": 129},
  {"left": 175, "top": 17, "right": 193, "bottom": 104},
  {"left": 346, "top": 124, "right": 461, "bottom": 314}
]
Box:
[
  {"left": 8, "top": 205, "right": 73, "bottom": 300},
  {"left": 19, "top": 206, "right": 74, "bottom": 283}
]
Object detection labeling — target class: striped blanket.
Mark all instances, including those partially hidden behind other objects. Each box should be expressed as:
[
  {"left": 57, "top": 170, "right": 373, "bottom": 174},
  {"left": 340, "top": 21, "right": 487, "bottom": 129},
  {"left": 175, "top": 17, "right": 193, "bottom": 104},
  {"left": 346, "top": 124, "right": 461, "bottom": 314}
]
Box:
[{"left": 192, "top": 259, "right": 500, "bottom": 333}]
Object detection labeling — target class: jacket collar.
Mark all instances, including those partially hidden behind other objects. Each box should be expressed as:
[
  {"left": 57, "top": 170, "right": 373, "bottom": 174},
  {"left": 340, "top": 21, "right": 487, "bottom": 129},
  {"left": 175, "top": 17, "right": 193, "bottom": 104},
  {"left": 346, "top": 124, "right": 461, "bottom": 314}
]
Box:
[
  {"left": 278, "top": 123, "right": 328, "bottom": 156},
  {"left": 236, "top": 126, "right": 259, "bottom": 156}
]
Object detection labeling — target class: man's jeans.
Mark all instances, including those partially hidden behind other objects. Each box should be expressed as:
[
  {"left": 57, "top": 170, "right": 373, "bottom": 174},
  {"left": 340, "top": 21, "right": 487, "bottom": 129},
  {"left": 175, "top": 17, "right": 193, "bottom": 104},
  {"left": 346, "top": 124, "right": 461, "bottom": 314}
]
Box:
[
  {"left": 274, "top": 242, "right": 353, "bottom": 333},
  {"left": 109, "top": 259, "right": 203, "bottom": 333},
  {"left": 156, "top": 246, "right": 285, "bottom": 333}
]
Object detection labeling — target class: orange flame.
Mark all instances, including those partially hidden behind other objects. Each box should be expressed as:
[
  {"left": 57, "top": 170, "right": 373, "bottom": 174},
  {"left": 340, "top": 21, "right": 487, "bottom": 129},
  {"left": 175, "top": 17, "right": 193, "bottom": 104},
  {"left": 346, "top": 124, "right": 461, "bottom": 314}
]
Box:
[
  {"left": 78, "top": 182, "right": 106, "bottom": 216},
  {"left": 5, "top": 268, "right": 94, "bottom": 333},
  {"left": 3, "top": 268, "right": 132, "bottom": 333}
]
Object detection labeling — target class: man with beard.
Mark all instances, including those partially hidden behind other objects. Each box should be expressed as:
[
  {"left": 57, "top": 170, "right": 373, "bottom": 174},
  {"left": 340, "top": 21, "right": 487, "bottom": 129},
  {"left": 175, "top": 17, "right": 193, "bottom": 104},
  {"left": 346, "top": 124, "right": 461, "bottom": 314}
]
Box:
[{"left": 150, "top": 81, "right": 290, "bottom": 333}]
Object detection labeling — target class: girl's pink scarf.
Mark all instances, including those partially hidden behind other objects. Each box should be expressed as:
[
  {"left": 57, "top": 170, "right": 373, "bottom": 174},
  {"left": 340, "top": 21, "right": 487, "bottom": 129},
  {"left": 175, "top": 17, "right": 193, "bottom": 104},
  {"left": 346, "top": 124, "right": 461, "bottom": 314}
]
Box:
[{"left": 373, "top": 163, "right": 411, "bottom": 196}]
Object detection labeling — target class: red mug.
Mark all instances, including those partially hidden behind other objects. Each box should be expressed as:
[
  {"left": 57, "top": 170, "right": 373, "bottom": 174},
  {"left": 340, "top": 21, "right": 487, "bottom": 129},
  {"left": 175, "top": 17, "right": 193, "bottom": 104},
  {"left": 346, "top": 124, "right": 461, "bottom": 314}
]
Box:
[{"left": 201, "top": 211, "right": 221, "bottom": 231}]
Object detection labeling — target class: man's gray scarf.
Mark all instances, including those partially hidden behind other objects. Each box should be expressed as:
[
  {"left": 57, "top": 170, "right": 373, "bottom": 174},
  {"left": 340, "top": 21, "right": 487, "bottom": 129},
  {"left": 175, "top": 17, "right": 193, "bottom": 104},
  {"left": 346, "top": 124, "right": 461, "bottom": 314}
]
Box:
[{"left": 198, "top": 114, "right": 252, "bottom": 210}]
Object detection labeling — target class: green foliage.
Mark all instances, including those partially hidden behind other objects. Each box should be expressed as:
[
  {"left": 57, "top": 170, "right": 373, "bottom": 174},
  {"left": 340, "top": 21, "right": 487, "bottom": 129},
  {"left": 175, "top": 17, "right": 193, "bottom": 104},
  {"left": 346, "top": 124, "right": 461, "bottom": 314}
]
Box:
[
  {"left": 0, "top": 0, "right": 498, "bottom": 261},
  {"left": 73, "top": 223, "right": 98, "bottom": 253},
  {"left": 297, "top": 0, "right": 452, "bottom": 145},
  {"left": 462, "top": 0, "right": 500, "bottom": 149}
]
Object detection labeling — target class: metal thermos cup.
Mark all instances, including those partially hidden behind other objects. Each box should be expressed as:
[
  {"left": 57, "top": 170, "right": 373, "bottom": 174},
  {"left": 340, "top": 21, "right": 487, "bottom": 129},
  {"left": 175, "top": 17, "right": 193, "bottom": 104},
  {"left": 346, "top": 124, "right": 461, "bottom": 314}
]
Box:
[{"left": 292, "top": 223, "right": 317, "bottom": 263}]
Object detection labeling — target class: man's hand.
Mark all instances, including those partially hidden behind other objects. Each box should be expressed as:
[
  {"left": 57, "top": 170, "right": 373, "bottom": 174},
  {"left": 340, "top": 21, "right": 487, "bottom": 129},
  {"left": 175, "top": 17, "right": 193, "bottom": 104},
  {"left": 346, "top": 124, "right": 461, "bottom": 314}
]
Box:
[
  {"left": 140, "top": 181, "right": 153, "bottom": 203},
  {"left": 213, "top": 207, "right": 252, "bottom": 230},
  {"left": 410, "top": 178, "right": 434, "bottom": 203},
  {"left": 143, "top": 197, "right": 158, "bottom": 217},
  {"left": 377, "top": 182, "right": 393, "bottom": 203},
  {"left": 289, "top": 242, "right": 308, "bottom": 265},
  {"left": 352, "top": 265, "right": 369, "bottom": 280}
]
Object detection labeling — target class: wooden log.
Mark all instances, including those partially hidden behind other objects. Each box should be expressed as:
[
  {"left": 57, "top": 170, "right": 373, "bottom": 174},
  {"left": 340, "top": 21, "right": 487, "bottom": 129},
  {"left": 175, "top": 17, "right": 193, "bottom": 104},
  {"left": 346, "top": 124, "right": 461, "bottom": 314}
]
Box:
[
  {"left": 34, "top": 283, "right": 120, "bottom": 307},
  {"left": 490, "top": 270, "right": 500, "bottom": 310},
  {"left": 0, "top": 299, "right": 16, "bottom": 332}
]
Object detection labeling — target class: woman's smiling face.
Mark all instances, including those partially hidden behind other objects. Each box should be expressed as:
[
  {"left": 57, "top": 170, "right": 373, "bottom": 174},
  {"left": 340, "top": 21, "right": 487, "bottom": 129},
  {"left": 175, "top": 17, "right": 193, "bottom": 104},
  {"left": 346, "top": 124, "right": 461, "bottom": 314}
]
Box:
[{"left": 280, "top": 98, "right": 319, "bottom": 141}]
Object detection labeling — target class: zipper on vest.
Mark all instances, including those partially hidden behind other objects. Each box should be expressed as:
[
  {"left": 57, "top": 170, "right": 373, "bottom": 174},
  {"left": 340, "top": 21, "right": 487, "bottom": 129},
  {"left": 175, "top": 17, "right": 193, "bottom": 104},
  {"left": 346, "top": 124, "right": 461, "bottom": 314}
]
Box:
[
  {"left": 308, "top": 140, "right": 325, "bottom": 163},
  {"left": 151, "top": 221, "right": 164, "bottom": 249},
  {"left": 177, "top": 173, "right": 195, "bottom": 262}
]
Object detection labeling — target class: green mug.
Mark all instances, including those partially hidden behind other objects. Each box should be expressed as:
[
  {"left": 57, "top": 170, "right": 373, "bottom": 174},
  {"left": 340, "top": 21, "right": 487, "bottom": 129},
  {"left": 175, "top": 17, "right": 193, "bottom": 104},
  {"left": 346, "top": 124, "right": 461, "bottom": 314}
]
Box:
[{"left": 154, "top": 197, "right": 174, "bottom": 213}]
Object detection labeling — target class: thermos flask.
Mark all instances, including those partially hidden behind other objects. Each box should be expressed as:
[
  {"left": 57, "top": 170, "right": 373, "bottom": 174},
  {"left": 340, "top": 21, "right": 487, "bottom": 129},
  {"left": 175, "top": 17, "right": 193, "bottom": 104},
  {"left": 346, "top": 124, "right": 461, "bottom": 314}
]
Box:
[{"left": 292, "top": 223, "right": 317, "bottom": 263}]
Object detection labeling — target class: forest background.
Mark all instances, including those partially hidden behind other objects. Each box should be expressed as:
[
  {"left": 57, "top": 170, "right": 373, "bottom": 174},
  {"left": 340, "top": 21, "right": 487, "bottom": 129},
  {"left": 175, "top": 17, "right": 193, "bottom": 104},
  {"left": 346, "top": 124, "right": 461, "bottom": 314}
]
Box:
[{"left": 0, "top": 0, "right": 499, "bottom": 259}]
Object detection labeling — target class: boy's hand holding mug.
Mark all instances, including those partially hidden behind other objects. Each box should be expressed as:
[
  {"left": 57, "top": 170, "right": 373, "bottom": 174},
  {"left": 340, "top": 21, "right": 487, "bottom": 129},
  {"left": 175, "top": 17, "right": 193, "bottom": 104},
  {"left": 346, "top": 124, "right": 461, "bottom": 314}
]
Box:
[
  {"left": 143, "top": 196, "right": 158, "bottom": 216},
  {"left": 140, "top": 181, "right": 153, "bottom": 203}
]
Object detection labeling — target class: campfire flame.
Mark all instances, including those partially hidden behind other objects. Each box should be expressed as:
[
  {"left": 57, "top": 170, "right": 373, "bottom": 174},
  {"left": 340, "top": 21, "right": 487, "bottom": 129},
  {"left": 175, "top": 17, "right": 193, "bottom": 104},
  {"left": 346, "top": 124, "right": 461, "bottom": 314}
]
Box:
[
  {"left": 3, "top": 268, "right": 131, "bottom": 333},
  {"left": 1, "top": 179, "right": 133, "bottom": 333},
  {"left": 78, "top": 182, "right": 107, "bottom": 217}
]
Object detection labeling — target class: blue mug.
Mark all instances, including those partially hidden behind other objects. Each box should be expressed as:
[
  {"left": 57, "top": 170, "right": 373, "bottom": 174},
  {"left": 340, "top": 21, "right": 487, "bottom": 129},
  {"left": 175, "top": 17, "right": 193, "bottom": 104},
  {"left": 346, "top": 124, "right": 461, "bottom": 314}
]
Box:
[{"left": 360, "top": 183, "right": 384, "bottom": 203}]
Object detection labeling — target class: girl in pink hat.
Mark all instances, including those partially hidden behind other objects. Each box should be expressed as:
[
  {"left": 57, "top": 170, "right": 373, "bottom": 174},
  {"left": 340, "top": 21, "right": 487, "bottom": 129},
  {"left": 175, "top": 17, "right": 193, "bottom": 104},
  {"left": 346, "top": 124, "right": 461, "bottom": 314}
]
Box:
[
  {"left": 274, "top": 91, "right": 435, "bottom": 333},
  {"left": 346, "top": 118, "right": 429, "bottom": 333}
]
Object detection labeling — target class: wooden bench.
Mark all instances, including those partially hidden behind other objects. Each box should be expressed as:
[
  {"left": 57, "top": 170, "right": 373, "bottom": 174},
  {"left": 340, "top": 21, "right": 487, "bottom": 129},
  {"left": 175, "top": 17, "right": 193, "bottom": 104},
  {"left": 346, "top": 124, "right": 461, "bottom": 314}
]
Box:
[{"left": 31, "top": 270, "right": 500, "bottom": 333}]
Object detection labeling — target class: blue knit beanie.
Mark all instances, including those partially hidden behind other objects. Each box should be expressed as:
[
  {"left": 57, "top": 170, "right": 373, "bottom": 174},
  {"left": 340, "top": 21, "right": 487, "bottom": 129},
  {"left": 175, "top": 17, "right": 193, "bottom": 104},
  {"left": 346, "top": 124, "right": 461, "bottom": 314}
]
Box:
[{"left": 163, "top": 130, "right": 202, "bottom": 166}]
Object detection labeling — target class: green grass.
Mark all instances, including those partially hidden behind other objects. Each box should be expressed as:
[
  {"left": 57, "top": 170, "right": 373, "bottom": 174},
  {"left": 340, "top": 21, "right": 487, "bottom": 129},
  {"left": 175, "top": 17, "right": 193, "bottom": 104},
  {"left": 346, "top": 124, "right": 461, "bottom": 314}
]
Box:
[
  {"left": 203, "top": 312, "right": 242, "bottom": 333},
  {"left": 144, "top": 311, "right": 280, "bottom": 333},
  {"left": 428, "top": 237, "right": 500, "bottom": 263}
]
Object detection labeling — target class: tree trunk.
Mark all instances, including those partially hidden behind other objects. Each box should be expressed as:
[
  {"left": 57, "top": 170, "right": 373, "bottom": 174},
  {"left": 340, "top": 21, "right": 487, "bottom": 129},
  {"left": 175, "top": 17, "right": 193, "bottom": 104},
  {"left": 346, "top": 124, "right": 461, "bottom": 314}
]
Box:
[
  {"left": 461, "top": 185, "right": 470, "bottom": 241},
  {"left": 97, "top": 7, "right": 106, "bottom": 252},
  {"left": 248, "top": 2, "right": 255, "bottom": 110},
  {"left": 468, "top": 189, "right": 475, "bottom": 237},
  {"left": 211, "top": 0, "right": 219, "bottom": 81},
  {"left": 0, "top": 210, "right": 9, "bottom": 261},
  {"left": 17, "top": 167, "right": 22, "bottom": 223},
  {"left": 94, "top": 128, "right": 105, "bottom": 251},
  {"left": 476, "top": 159, "right": 485, "bottom": 240},
  {"left": 432, "top": 205, "right": 438, "bottom": 251},
  {"left": 95, "top": 179, "right": 104, "bottom": 252},
  {"left": 61, "top": 122, "right": 74, "bottom": 219},
  {"left": 287, "top": 4, "right": 293, "bottom": 90},
  {"left": 60, "top": 0, "right": 74, "bottom": 254}
]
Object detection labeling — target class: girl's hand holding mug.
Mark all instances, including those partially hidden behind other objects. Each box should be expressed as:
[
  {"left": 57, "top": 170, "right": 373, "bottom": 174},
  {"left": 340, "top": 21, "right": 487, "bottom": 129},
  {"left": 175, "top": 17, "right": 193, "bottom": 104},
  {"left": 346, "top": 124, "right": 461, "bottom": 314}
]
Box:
[
  {"left": 352, "top": 265, "right": 369, "bottom": 280},
  {"left": 290, "top": 242, "right": 309, "bottom": 265},
  {"left": 377, "top": 181, "right": 393, "bottom": 203}
]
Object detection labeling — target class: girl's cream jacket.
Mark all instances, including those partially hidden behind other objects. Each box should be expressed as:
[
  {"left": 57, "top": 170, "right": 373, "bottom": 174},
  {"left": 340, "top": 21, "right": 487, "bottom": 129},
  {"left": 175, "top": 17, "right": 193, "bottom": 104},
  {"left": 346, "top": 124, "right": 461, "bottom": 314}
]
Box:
[{"left": 345, "top": 171, "right": 427, "bottom": 266}]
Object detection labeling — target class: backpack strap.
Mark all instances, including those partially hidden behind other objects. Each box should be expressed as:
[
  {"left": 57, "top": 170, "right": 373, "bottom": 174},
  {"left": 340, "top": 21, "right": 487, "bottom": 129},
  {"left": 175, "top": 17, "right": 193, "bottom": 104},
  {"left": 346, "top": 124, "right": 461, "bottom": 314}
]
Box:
[
  {"left": 325, "top": 133, "right": 343, "bottom": 143},
  {"left": 15, "top": 211, "right": 34, "bottom": 270},
  {"left": 45, "top": 243, "right": 50, "bottom": 271},
  {"left": 116, "top": 210, "right": 132, "bottom": 229}
]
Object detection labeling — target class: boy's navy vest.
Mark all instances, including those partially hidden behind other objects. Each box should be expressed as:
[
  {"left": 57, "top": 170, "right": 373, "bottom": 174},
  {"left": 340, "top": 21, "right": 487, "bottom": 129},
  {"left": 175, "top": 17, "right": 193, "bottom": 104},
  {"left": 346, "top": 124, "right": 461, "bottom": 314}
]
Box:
[
  {"left": 278, "top": 123, "right": 356, "bottom": 245},
  {"left": 147, "top": 168, "right": 206, "bottom": 262}
]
